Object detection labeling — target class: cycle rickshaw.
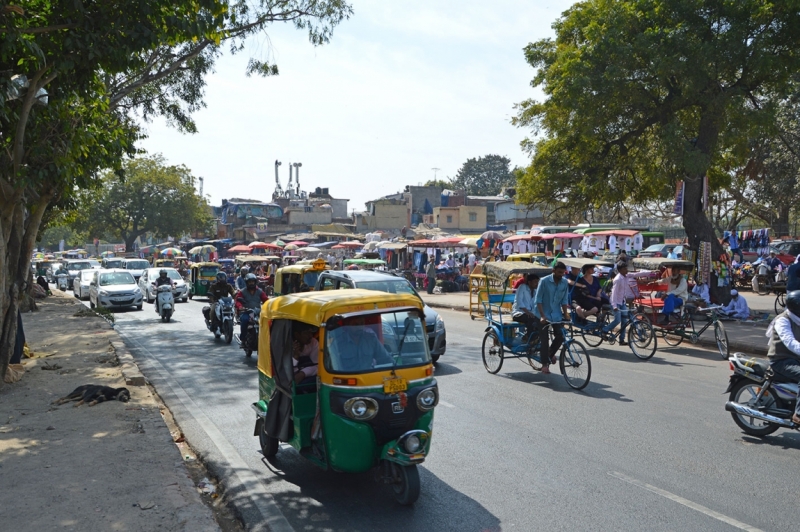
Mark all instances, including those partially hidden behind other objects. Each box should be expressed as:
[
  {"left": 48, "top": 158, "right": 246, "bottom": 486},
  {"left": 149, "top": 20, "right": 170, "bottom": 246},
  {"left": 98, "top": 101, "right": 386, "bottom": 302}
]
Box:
[
  {"left": 629, "top": 257, "right": 730, "bottom": 359},
  {"left": 480, "top": 261, "right": 593, "bottom": 390},
  {"left": 560, "top": 257, "right": 658, "bottom": 360}
]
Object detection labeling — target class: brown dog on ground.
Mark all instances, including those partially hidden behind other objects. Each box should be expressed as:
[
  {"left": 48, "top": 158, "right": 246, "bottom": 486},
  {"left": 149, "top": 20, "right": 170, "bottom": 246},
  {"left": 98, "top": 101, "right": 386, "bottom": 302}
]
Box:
[{"left": 53, "top": 385, "right": 131, "bottom": 407}]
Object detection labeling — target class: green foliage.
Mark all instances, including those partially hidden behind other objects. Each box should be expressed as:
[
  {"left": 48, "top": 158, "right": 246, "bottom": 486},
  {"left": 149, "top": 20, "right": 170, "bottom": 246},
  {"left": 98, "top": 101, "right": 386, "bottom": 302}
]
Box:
[
  {"left": 38, "top": 225, "right": 85, "bottom": 251},
  {"left": 513, "top": 0, "right": 800, "bottom": 223},
  {"left": 74, "top": 155, "right": 213, "bottom": 251},
  {"left": 423, "top": 179, "right": 451, "bottom": 188},
  {"left": 452, "top": 155, "right": 516, "bottom": 196}
]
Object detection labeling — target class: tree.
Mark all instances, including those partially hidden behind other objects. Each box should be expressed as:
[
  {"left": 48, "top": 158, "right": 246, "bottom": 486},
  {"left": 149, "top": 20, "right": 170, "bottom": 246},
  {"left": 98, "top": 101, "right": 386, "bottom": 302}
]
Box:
[
  {"left": 452, "top": 155, "right": 515, "bottom": 196},
  {"left": 74, "top": 156, "right": 211, "bottom": 252},
  {"left": 0, "top": 0, "right": 352, "bottom": 382},
  {"left": 423, "top": 179, "right": 451, "bottom": 188},
  {"left": 514, "top": 0, "right": 800, "bottom": 301}
]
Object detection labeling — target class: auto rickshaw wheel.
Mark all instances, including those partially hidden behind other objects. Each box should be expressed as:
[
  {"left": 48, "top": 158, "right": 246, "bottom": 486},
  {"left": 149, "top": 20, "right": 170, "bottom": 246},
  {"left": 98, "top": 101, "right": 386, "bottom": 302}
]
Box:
[
  {"left": 258, "top": 419, "right": 279, "bottom": 457},
  {"left": 390, "top": 462, "right": 420, "bottom": 505},
  {"left": 189, "top": 293, "right": 193, "bottom": 300}
]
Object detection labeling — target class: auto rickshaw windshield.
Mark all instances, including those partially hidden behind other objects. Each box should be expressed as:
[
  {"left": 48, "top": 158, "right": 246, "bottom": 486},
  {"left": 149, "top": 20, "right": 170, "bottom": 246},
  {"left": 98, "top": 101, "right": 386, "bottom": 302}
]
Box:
[{"left": 324, "top": 310, "right": 430, "bottom": 374}]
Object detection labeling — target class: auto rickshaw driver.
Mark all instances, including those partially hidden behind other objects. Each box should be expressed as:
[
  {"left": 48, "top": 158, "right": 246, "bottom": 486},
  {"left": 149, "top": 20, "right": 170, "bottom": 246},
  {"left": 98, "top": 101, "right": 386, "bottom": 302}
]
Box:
[{"left": 326, "top": 316, "right": 393, "bottom": 372}]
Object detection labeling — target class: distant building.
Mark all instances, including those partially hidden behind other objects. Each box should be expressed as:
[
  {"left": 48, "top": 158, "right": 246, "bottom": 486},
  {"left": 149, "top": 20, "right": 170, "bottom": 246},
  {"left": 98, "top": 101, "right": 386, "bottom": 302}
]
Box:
[
  {"left": 465, "top": 196, "right": 510, "bottom": 226},
  {"left": 216, "top": 198, "right": 283, "bottom": 240},
  {"left": 356, "top": 198, "right": 409, "bottom": 232},
  {"left": 495, "top": 200, "right": 544, "bottom": 231},
  {"left": 433, "top": 205, "right": 487, "bottom": 232}
]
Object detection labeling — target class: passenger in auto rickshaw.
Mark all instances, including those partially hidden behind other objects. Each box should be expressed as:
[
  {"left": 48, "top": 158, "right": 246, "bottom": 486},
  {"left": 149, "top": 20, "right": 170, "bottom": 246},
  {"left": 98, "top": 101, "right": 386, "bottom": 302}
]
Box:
[{"left": 291, "top": 321, "right": 319, "bottom": 385}]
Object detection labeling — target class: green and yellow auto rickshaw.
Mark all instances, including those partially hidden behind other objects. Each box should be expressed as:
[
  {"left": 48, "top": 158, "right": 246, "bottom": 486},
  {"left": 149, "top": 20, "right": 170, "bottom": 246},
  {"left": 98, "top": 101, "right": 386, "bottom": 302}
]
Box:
[
  {"left": 188, "top": 262, "right": 220, "bottom": 299},
  {"left": 252, "top": 289, "right": 437, "bottom": 505},
  {"left": 273, "top": 258, "right": 329, "bottom": 296}
]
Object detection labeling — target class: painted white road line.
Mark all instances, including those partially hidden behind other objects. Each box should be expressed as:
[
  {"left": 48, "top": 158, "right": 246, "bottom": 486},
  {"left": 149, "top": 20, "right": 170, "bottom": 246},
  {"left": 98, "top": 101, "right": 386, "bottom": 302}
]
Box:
[
  {"left": 609, "top": 471, "right": 764, "bottom": 532},
  {"left": 119, "top": 331, "right": 294, "bottom": 532},
  {"left": 438, "top": 400, "right": 456, "bottom": 408}
]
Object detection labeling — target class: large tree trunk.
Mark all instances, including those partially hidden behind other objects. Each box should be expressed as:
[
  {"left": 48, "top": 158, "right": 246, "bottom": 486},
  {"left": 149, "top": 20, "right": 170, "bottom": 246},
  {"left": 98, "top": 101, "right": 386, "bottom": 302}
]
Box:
[
  {"left": 0, "top": 193, "right": 52, "bottom": 384},
  {"left": 683, "top": 102, "right": 729, "bottom": 305},
  {"left": 772, "top": 206, "right": 791, "bottom": 238}
]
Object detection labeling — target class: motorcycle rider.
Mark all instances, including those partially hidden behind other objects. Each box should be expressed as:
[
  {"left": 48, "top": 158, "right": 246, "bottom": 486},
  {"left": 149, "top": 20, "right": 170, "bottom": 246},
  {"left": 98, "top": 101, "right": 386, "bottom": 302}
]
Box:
[
  {"left": 154, "top": 269, "right": 172, "bottom": 314},
  {"left": 767, "top": 290, "right": 800, "bottom": 424},
  {"left": 235, "top": 273, "right": 268, "bottom": 347},
  {"left": 208, "top": 272, "right": 235, "bottom": 332}
]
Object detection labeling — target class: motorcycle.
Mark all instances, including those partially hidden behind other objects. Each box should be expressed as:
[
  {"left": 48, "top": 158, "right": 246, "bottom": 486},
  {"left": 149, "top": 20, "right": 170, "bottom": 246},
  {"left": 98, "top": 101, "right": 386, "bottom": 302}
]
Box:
[
  {"left": 235, "top": 308, "right": 259, "bottom": 357},
  {"left": 724, "top": 352, "right": 799, "bottom": 436},
  {"left": 156, "top": 284, "right": 175, "bottom": 322},
  {"left": 203, "top": 296, "right": 235, "bottom": 344},
  {"left": 56, "top": 273, "right": 69, "bottom": 292}
]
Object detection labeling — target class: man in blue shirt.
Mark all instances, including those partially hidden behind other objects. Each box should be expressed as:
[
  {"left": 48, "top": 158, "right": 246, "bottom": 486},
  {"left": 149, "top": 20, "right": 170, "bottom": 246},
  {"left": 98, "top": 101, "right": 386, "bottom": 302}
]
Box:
[{"left": 533, "top": 262, "right": 571, "bottom": 374}]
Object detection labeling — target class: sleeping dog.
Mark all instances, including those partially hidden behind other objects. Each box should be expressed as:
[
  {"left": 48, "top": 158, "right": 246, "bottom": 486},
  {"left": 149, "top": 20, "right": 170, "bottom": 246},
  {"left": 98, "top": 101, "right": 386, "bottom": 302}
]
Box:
[{"left": 53, "top": 385, "right": 131, "bottom": 407}]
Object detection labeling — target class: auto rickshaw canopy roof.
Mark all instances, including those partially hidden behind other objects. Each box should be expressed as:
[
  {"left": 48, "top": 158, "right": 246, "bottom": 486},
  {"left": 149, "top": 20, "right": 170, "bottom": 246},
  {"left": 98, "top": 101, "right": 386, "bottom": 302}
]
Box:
[
  {"left": 482, "top": 261, "right": 552, "bottom": 283},
  {"left": 630, "top": 257, "right": 694, "bottom": 270},
  {"left": 264, "top": 289, "right": 424, "bottom": 326},
  {"left": 190, "top": 262, "right": 221, "bottom": 269},
  {"left": 277, "top": 258, "right": 329, "bottom": 275}
]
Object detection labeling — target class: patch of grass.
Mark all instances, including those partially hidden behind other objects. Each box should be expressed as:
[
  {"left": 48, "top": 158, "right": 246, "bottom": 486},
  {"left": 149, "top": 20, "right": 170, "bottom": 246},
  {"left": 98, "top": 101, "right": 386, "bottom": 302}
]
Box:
[{"left": 73, "top": 306, "right": 116, "bottom": 324}]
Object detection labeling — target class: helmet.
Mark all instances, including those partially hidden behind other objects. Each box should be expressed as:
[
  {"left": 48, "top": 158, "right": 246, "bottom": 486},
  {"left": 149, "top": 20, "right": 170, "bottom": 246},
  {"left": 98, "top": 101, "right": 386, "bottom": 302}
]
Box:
[
  {"left": 216, "top": 272, "right": 227, "bottom": 282},
  {"left": 786, "top": 290, "right": 800, "bottom": 315},
  {"left": 245, "top": 273, "right": 258, "bottom": 288},
  {"left": 159, "top": 269, "right": 168, "bottom": 277}
]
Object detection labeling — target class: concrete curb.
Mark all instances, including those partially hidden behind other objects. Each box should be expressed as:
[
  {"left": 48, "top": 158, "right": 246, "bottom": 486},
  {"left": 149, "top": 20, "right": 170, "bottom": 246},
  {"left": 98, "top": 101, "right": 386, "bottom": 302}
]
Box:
[
  {"left": 425, "top": 301, "right": 470, "bottom": 313},
  {"left": 111, "top": 339, "right": 147, "bottom": 386}
]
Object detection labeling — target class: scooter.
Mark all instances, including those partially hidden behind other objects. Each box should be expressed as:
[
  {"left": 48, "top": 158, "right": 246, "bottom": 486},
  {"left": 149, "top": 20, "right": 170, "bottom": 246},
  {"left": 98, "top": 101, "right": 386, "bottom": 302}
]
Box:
[
  {"left": 56, "top": 273, "right": 69, "bottom": 292},
  {"left": 235, "top": 308, "right": 259, "bottom": 357},
  {"left": 156, "top": 284, "right": 175, "bottom": 322},
  {"left": 724, "top": 352, "right": 799, "bottom": 436},
  {"left": 203, "top": 296, "right": 235, "bottom": 344}
]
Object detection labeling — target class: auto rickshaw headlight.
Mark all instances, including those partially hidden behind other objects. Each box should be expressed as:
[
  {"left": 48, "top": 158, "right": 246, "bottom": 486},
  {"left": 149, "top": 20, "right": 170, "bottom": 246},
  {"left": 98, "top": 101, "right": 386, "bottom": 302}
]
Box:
[
  {"left": 404, "top": 434, "right": 421, "bottom": 453},
  {"left": 416, "top": 388, "right": 438, "bottom": 411},
  {"left": 344, "top": 397, "right": 378, "bottom": 421}
]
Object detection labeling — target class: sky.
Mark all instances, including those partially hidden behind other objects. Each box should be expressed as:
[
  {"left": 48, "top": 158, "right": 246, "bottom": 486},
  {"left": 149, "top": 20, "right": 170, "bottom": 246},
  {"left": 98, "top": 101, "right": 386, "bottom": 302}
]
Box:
[{"left": 138, "top": 0, "right": 577, "bottom": 213}]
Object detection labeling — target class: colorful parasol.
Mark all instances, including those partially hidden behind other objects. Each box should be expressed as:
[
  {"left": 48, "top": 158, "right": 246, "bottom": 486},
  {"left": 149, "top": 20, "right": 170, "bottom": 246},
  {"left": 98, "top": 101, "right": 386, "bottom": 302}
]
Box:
[
  {"left": 227, "top": 244, "right": 253, "bottom": 253},
  {"left": 160, "top": 247, "right": 184, "bottom": 256}
]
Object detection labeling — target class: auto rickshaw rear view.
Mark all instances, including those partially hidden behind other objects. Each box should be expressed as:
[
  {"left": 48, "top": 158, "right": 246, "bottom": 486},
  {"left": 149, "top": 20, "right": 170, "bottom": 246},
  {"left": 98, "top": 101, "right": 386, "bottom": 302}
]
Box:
[
  {"left": 189, "top": 262, "right": 220, "bottom": 299},
  {"left": 252, "top": 289, "right": 437, "bottom": 505}
]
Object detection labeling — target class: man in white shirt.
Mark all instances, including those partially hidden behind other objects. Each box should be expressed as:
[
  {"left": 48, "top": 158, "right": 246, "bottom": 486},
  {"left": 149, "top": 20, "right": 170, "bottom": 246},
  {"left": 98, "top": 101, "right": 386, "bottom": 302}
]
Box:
[
  {"left": 690, "top": 281, "right": 710, "bottom": 305},
  {"left": 721, "top": 290, "right": 750, "bottom": 320},
  {"left": 768, "top": 291, "right": 800, "bottom": 423},
  {"left": 468, "top": 252, "right": 476, "bottom": 271},
  {"left": 603, "top": 262, "right": 653, "bottom": 344},
  {"left": 512, "top": 274, "right": 540, "bottom": 342}
]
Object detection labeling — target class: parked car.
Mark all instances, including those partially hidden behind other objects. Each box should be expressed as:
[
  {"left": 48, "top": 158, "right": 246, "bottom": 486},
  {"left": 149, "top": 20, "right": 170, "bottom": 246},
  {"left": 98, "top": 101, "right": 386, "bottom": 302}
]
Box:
[
  {"left": 139, "top": 268, "right": 189, "bottom": 303},
  {"left": 89, "top": 269, "right": 143, "bottom": 311},
  {"left": 121, "top": 258, "right": 150, "bottom": 282},
  {"left": 741, "top": 246, "right": 794, "bottom": 266},
  {"left": 64, "top": 259, "right": 94, "bottom": 289},
  {"left": 73, "top": 269, "right": 95, "bottom": 300},
  {"left": 637, "top": 244, "right": 676, "bottom": 258},
  {"left": 773, "top": 240, "right": 800, "bottom": 259},
  {"left": 314, "top": 270, "right": 447, "bottom": 362}
]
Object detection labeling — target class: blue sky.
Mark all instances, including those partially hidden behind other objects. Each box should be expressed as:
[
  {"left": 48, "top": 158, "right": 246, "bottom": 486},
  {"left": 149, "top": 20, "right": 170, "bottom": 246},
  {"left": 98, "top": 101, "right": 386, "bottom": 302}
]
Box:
[{"left": 138, "top": 0, "right": 577, "bottom": 213}]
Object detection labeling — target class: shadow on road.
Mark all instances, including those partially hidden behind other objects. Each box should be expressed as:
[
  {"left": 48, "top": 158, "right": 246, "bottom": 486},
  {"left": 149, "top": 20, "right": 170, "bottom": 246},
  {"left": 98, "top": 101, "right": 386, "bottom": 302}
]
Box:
[
  {"left": 244, "top": 450, "right": 501, "bottom": 531},
  {"left": 742, "top": 432, "right": 800, "bottom": 451},
  {"left": 498, "top": 370, "right": 633, "bottom": 402},
  {"left": 432, "top": 362, "right": 462, "bottom": 376}
]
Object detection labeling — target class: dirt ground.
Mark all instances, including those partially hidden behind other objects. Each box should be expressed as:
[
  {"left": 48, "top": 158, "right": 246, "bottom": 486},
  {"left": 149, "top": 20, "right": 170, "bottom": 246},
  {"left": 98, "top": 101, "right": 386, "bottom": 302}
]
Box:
[{"left": 0, "top": 293, "right": 235, "bottom": 531}]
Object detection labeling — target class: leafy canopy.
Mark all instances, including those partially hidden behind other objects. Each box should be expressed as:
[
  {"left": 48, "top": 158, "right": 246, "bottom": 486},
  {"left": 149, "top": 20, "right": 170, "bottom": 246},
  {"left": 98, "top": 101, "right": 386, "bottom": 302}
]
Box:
[
  {"left": 452, "top": 154, "right": 516, "bottom": 196},
  {"left": 74, "top": 155, "right": 212, "bottom": 251},
  {"left": 514, "top": 0, "right": 800, "bottom": 222}
]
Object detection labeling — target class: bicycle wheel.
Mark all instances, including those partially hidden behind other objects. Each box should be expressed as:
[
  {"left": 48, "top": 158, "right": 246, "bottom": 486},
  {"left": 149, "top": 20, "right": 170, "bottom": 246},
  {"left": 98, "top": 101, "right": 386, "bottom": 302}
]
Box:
[
  {"left": 524, "top": 341, "right": 543, "bottom": 371},
  {"left": 714, "top": 321, "right": 729, "bottom": 360},
  {"left": 756, "top": 277, "right": 769, "bottom": 296},
  {"left": 662, "top": 327, "right": 684, "bottom": 346},
  {"left": 581, "top": 329, "right": 603, "bottom": 347},
  {"left": 775, "top": 292, "right": 786, "bottom": 315},
  {"left": 559, "top": 340, "right": 592, "bottom": 390},
  {"left": 481, "top": 330, "right": 504, "bottom": 374},
  {"left": 628, "top": 313, "right": 657, "bottom": 360}
]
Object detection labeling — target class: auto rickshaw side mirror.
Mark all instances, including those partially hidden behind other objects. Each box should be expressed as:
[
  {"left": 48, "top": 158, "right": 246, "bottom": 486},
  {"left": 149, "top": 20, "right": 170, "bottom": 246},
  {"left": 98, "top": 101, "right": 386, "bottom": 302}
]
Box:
[{"left": 326, "top": 314, "right": 344, "bottom": 331}]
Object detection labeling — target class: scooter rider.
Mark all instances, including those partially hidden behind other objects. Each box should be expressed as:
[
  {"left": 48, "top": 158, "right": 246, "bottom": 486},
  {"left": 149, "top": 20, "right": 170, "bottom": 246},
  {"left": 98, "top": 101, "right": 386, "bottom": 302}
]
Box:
[
  {"left": 208, "top": 272, "right": 235, "bottom": 330},
  {"left": 235, "top": 273, "right": 268, "bottom": 346},
  {"left": 767, "top": 290, "right": 800, "bottom": 424},
  {"left": 154, "top": 269, "right": 172, "bottom": 313}
]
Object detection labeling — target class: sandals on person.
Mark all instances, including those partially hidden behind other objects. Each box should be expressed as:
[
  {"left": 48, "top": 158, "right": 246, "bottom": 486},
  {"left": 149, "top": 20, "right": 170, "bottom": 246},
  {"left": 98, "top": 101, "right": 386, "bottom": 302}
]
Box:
[
  {"left": 541, "top": 365, "right": 551, "bottom": 374},
  {"left": 792, "top": 414, "right": 800, "bottom": 425}
]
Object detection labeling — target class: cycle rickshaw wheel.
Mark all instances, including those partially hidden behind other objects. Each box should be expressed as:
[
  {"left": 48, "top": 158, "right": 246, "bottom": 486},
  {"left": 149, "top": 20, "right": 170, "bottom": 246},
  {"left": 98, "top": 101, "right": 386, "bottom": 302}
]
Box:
[
  {"left": 629, "top": 313, "right": 657, "bottom": 360},
  {"left": 714, "top": 321, "right": 729, "bottom": 360},
  {"left": 481, "top": 330, "right": 504, "bottom": 374},
  {"left": 560, "top": 340, "right": 591, "bottom": 390}
]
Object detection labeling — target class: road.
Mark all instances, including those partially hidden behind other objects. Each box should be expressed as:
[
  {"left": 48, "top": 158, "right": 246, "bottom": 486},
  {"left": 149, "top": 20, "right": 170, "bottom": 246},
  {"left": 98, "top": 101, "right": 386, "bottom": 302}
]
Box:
[{"left": 82, "top": 293, "right": 799, "bottom": 531}]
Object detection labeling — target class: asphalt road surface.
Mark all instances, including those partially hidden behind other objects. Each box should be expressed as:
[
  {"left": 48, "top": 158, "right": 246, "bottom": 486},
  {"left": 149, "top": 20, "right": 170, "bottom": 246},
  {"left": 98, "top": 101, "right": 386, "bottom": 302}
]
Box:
[{"left": 82, "top": 292, "right": 799, "bottom": 532}]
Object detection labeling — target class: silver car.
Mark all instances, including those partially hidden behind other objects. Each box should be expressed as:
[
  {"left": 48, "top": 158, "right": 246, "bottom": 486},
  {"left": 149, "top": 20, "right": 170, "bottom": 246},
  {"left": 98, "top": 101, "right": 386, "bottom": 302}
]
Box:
[
  {"left": 89, "top": 269, "right": 143, "bottom": 310},
  {"left": 121, "top": 258, "right": 150, "bottom": 282},
  {"left": 73, "top": 269, "right": 95, "bottom": 300},
  {"left": 65, "top": 260, "right": 94, "bottom": 289},
  {"left": 139, "top": 268, "right": 189, "bottom": 303}
]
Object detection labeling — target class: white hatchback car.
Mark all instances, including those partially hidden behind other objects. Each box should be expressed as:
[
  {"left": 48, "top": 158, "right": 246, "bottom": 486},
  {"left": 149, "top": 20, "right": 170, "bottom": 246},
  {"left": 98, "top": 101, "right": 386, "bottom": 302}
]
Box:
[
  {"left": 73, "top": 269, "right": 95, "bottom": 300},
  {"left": 139, "top": 268, "right": 189, "bottom": 303},
  {"left": 89, "top": 269, "right": 143, "bottom": 310}
]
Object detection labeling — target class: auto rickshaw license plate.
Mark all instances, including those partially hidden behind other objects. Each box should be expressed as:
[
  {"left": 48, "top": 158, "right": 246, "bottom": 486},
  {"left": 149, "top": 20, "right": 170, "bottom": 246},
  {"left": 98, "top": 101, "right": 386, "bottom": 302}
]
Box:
[{"left": 383, "top": 377, "right": 407, "bottom": 394}]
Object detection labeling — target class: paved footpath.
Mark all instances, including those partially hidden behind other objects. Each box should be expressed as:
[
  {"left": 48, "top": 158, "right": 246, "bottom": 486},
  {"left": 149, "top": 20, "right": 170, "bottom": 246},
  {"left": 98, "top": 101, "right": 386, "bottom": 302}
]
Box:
[
  {"left": 0, "top": 293, "right": 227, "bottom": 531},
  {"left": 422, "top": 289, "right": 776, "bottom": 356}
]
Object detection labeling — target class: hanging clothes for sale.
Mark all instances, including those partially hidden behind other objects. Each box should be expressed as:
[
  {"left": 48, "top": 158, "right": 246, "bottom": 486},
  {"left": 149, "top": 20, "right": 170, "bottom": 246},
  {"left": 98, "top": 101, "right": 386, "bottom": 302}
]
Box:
[
  {"left": 698, "top": 242, "right": 712, "bottom": 284},
  {"left": 623, "top": 237, "right": 633, "bottom": 252},
  {"left": 553, "top": 238, "right": 562, "bottom": 252},
  {"left": 633, "top": 233, "right": 643, "bottom": 251},
  {"left": 607, "top": 235, "right": 618, "bottom": 253}
]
